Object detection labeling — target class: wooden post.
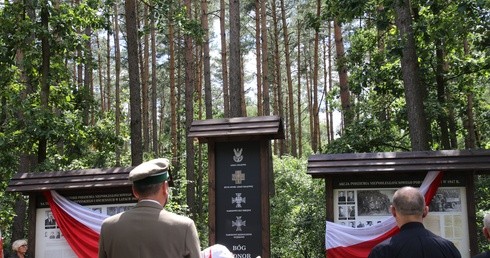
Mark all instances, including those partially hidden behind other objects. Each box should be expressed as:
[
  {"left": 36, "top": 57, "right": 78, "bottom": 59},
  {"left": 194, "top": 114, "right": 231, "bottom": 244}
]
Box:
[{"left": 188, "top": 116, "right": 284, "bottom": 258}]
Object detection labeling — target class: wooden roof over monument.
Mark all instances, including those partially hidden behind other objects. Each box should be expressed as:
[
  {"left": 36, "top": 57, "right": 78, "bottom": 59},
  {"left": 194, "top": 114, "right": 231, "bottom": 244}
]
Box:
[
  {"left": 188, "top": 115, "right": 285, "bottom": 142},
  {"left": 6, "top": 166, "right": 134, "bottom": 194},
  {"left": 307, "top": 149, "right": 490, "bottom": 178}
]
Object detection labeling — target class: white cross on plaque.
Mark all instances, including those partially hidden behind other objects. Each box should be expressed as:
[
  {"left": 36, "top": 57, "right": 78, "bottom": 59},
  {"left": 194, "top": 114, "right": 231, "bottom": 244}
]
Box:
[
  {"left": 232, "top": 216, "right": 246, "bottom": 231},
  {"left": 232, "top": 170, "right": 245, "bottom": 184},
  {"left": 232, "top": 193, "right": 246, "bottom": 208}
]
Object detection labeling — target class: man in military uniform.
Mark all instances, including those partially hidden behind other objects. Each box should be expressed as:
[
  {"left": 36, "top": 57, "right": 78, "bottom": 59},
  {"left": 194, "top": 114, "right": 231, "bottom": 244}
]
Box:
[{"left": 98, "top": 158, "right": 201, "bottom": 258}]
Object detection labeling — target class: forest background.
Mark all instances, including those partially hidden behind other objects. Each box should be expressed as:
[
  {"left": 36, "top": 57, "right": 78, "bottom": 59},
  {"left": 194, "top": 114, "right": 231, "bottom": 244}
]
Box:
[{"left": 0, "top": 0, "right": 489, "bottom": 256}]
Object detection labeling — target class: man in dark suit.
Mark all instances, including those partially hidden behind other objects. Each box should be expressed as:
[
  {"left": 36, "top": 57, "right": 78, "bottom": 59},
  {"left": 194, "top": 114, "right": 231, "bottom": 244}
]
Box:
[
  {"left": 368, "top": 186, "right": 461, "bottom": 258},
  {"left": 45, "top": 213, "right": 56, "bottom": 228},
  {"left": 98, "top": 158, "right": 201, "bottom": 258},
  {"left": 338, "top": 191, "right": 346, "bottom": 203},
  {"left": 473, "top": 213, "right": 490, "bottom": 258}
]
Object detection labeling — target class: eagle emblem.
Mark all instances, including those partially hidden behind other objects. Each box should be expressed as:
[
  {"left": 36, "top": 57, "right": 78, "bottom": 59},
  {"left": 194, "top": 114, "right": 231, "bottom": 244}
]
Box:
[{"left": 233, "top": 148, "right": 243, "bottom": 163}]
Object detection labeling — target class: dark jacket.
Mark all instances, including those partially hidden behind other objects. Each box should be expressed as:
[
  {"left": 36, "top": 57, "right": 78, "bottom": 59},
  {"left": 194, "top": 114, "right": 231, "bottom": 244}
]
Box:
[
  {"left": 368, "top": 222, "right": 461, "bottom": 258},
  {"left": 473, "top": 251, "right": 490, "bottom": 258}
]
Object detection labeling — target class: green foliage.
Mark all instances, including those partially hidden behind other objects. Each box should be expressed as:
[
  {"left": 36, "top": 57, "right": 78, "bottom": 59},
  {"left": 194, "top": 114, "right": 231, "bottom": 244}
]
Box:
[
  {"left": 325, "top": 118, "right": 411, "bottom": 153},
  {"left": 152, "top": 0, "right": 204, "bottom": 43},
  {"left": 270, "top": 156, "right": 325, "bottom": 257},
  {"left": 328, "top": 0, "right": 490, "bottom": 151}
]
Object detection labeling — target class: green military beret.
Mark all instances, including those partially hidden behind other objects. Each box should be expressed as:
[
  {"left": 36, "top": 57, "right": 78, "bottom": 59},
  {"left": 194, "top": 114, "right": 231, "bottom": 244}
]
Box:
[{"left": 129, "top": 158, "right": 170, "bottom": 185}]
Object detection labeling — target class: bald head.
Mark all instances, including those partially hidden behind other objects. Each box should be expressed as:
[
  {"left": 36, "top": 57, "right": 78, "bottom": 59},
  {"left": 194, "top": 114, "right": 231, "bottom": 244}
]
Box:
[{"left": 392, "top": 186, "right": 425, "bottom": 217}]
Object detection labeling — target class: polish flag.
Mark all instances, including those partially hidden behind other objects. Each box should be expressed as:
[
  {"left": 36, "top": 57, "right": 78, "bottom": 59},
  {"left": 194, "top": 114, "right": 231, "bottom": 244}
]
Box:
[
  {"left": 44, "top": 191, "right": 108, "bottom": 258},
  {"left": 1, "top": 228, "right": 4, "bottom": 258},
  {"left": 325, "top": 171, "right": 443, "bottom": 258}
]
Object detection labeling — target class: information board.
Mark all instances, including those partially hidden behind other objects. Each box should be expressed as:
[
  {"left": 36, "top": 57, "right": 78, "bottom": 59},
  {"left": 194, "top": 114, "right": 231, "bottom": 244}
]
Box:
[
  {"left": 215, "top": 141, "right": 262, "bottom": 258},
  {"left": 333, "top": 186, "right": 470, "bottom": 258},
  {"left": 35, "top": 193, "right": 136, "bottom": 258}
]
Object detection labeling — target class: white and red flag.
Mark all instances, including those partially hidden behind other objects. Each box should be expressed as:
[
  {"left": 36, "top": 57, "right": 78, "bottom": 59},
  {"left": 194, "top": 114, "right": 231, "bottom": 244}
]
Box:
[
  {"left": 1, "top": 228, "right": 4, "bottom": 258},
  {"left": 44, "top": 190, "right": 108, "bottom": 258},
  {"left": 325, "top": 171, "right": 443, "bottom": 258}
]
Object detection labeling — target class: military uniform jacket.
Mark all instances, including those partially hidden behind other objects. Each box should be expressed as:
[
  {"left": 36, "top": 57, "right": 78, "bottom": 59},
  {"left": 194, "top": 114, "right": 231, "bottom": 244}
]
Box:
[
  {"left": 368, "top": 222, "right": 461, "bottom": 258},
  {"left": 98, "top": 201, "right": 201, "bottom": 258}
]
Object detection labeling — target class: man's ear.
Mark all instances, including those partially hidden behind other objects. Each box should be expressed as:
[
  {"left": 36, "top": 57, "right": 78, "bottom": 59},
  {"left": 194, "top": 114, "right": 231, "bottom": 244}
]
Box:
[
  {"left": 422, "top": 206, "right": 429, "bottom": 218},
  {"left": 162, "top": 181, "right": 169, "bottom": 192},
  {"left": 390, "top": 205, "right": 396, "bottom": 217},
  {"left": 132, "top": 185, "right": 140, "bottom": 199}
]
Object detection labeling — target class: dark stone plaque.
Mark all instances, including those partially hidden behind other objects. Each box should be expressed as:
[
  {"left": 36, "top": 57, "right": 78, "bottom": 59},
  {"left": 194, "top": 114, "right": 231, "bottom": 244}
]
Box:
[{"left": 216, "top": 141, "right": 262, "bottom": 258}]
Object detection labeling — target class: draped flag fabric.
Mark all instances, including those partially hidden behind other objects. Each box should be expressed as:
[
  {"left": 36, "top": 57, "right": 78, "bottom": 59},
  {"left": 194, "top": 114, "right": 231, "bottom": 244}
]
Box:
[
  {"left": 325, "top": 171, "right": 444, "bottom": 258},
  {"left": 44, "top": 191, "right": 109, "bottom": 258},
  {"left": 0, "top": 228, "right": 4, "bottom": 258}
]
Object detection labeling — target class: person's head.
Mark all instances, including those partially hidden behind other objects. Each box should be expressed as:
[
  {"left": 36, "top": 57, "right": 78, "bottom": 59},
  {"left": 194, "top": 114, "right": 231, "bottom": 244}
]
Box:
[
  {"left": 12, "top": 239, "right": 27, "bottom": 254},
  {"left": 129, "top": 158, "right": 171, "bottom": 206},
  {"left": 482, "top": 213, "right": 490, "bottom": 240},
  {"left": 390, "top": 186, "right": 428, "bottom": 227}
]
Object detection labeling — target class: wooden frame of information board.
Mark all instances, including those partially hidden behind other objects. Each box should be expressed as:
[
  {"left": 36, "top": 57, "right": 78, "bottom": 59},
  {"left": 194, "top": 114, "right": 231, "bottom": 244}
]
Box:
[
  {"left": 6, "top": 166, "right": 136, "bottom": 257},
  {"left": 188, "top": 116, "right": 284, "bottom": 258},
  {"left": 306, "top": 149, "right": 490, "bottom": 257}
]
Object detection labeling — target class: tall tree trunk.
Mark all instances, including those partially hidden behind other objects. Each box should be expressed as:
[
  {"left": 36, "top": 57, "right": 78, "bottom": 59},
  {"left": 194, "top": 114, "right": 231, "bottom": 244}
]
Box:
[
  {"left": 201, "top": 0, "right": 212, "bottom": 119},
  {"left": 280, "top": 0, "right": 296, "bottom": 156},
  {"left": 255, "top": 0, "right": 263, "bottom": 116},
  {"left": 114, "top": 2, "right": 122, "bottom": 166},
  {"left": 311, "top": 0, "right": 320, "bottom": 153},
  {"left": 106, "top": 29, "right": 111, "bottom": 112},
  {"left": 306, "top": 52, "right": 314, "bottom": 147},
  {"left": 393, "top": 0, "right": 429, "bottom": 151},
  {"left": 97, "top": 36, "right": 104, "bottom": 113},
  {"left": 271, "top": 0, "right": 285, "bottom": 156},
  {"left": 176, "top": 32, "right": 183, "bottom": 166},
  {"left": 141, "top": 5, "right": 150, "bottom": 152},
  {"left": 463, "top": 39, "right": 476, "bottom": 149},
  {"left": 322, "top": 36, "right": 329, "bottom": 144},
  {"left": 12, "top": 0, "right": 36, "bottom": 242},
  {"left": 169, "top": 17, "right": 178, "bottom": 165},
  {"left": 13, "top": 0, "right": 37, "bottom": 238},
  {"left": 240, "top": 55, "right": 247, "bottom": 116},
  {"left": 38, "top": 1, "right": 50, "bottom": 163},
  {"left": 195, "top": 0, "right": 205, "bottom": 216},
  {"left": 151, "top": 8, "right": 158, "bottom": 155},
  {"left": 220, "top": 0, "right": 230, "bottom": 117},
  {"left": 435, "top": 38, "right": 450, "bottom": 149},
  {"left": 327, "top": 20, "right": 334, "bottom": 142},
  {"left": 84, "top": 26, "right": 93, "bottom": 125},
  {"left": 297, "top": 24, "right": 302, "bottom": 157},
  {"left": 334, "top": 19, "right": 352, "bottom": 130},
  {"left": 260, "top": 0, "right": 270, "bottom": 116},
  {"left": 125, "top": 0, "right": 143, "bottom": 165},
  {"left": 430, "top": 1, "right": 449, "bottom": 149},
  {"left": 448, "top": 103, "right": 457, "bottom": 148},
  {"left": 184, "top": 0, "right": 197, "bottom": 217},
  {"left": 229, "top": 0, "right": 243, "bottom": 117}
]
